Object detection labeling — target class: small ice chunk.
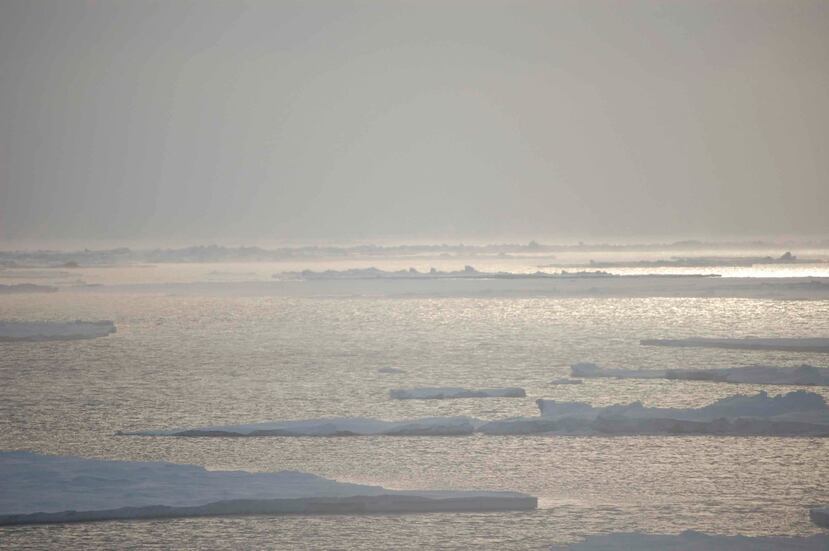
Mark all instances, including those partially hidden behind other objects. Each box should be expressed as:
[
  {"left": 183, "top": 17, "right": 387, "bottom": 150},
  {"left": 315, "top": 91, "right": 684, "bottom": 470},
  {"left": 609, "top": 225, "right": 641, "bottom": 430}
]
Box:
[
  {"left": 377, "top": 367, "right": 406, "bottom": 374},
  {"left": 549, "top": 378, "right": 583, "bottom": 385},
  {"left": 389, "top": 387, "right": 526, "bottom": 400}
]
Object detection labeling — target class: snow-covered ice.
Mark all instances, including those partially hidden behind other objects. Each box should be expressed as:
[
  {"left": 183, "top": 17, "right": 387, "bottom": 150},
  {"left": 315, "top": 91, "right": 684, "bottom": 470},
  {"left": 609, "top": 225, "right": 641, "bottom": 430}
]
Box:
[
  {"left": 537, "top": 390, "right": 828, "bottom": 421},
  {"left": 641, "top": 337, "right": 829, "bottom": 353},
  {"left": 389, "top": 387, "right": 526, "bottom": 400},
  {"left": 530, "top": 391, "right": 829, "bottom": 436},
  {"left": 550, "top": 531, "right": 829, "bottom": 550},
  {"left": 0, "top": 320, "right": 116, "bottom": 341},
  {"left": 571, "top": 362, "right": 829, "bottom": 386},
  {"left": 378, "top": 367, "right": 406, "bottom": 374},
  {"left": 0, "top": 451, "right": 536, "bottom": 525}
]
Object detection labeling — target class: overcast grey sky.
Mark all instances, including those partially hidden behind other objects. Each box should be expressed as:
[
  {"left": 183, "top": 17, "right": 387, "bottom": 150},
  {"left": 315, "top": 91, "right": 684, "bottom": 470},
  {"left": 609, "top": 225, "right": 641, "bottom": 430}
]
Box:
[{"left": 1, "top": 0, "right": 827, "bottom": 246}]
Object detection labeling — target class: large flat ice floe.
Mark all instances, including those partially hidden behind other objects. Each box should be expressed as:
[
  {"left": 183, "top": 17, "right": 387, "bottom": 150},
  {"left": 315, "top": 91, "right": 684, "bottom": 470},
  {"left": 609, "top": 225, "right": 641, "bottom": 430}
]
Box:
[
  {"left": 122, "top": 416, "right": 480, "bottom": 437},
  {"left": 389, "top": 387, "right": 526, "bottom": 400},
  {"left": 641, "top": 337, "right": 829, "bottom": 353},
  {"left": 0, "top": 320, "right": 116, "bottom": 342},
  {"left": 0, "top": 452, "right": 536, "bottom": 525},
  {"left": 571, "top": 362, "right": 829, "bottom": 386},
  {"left": 125, "top": 391, "right": 829, "bottom": 438},
  {"left": 550, "top": 531, "right": 829, "bottom": 550}
]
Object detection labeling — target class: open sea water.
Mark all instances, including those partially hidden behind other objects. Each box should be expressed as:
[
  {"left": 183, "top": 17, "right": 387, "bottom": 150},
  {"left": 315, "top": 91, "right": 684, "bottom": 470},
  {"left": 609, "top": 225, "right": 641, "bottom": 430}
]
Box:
[{"left": 1, "top": 262, "right": 828, "bottom": 549}]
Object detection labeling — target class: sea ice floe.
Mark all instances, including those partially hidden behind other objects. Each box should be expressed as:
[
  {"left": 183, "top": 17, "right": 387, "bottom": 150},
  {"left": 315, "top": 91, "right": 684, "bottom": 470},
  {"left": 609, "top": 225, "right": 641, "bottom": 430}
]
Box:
[
  {"left": 0, "top": 451, "right": 536, "bottom": 525},
  {"left": 389, "top": 387, "right": 526, "bottom": 400},
  {"left": 571, "top": 362, "right": 829, "bottom": 386},
  {"left": 529, "top": 390, "right": 829, "bottom": 436},
  {"left": 125, "top": 391, "right": 829, "bottom": 438},
  {"left": 122, "top": 416, "right": 479, "bottom": 437},
  {"left": 0, "top": 320, "right": 116, "bottom": 341}
]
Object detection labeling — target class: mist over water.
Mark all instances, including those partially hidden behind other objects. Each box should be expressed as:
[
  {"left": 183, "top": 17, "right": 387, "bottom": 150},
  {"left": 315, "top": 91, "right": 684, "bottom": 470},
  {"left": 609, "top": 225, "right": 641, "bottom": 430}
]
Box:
[{"left": 2, "top": 0, "right": 829, "bottom": 245}]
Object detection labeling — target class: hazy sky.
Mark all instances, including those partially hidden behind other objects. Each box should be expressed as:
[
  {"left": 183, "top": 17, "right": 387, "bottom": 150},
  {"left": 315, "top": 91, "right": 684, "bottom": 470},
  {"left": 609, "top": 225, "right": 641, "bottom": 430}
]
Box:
[{"left": 1, "top": 0, "right": 827, "bottom": 245}]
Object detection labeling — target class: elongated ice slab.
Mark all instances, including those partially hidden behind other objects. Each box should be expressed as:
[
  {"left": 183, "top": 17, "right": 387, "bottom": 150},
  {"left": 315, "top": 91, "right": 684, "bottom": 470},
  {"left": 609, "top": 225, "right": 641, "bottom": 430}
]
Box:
[
  {"left": 550, "top": 531, "right": 829, "bottom": 550},
  {"left": 641, "top": 337, "right": 829, "bottom": 353},
  {"left": 123, "top": 416, "right": 479, "bottom": 437},
  {"left": 571, "top": 362, "right": 829, "bottom": 386},
  {"left": 0, "top": 452, "right": 536, "bottom": 525},
  {"left": 0, "top": 320, "right": 116, "bottom": 341},
  {"left": 389, "top": 387, "right": 526, "bottom": 400},
  {"left": 125, "top": 392, "right": 829, "bottom": 438}
]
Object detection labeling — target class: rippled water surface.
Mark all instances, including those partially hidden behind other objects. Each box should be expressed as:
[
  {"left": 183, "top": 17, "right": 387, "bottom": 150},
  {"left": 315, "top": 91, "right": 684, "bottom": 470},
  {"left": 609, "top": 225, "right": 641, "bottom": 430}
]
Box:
[{"left": 1, "top": 289, "right": 828, "bottom": 549}]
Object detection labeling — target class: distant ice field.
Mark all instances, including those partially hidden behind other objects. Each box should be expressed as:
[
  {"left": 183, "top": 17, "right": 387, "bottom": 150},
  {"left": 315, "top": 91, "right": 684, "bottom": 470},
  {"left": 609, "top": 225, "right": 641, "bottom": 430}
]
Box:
[
  {"left": 1, "top": 245, "right": 829, "bottom": 289},
  {"left": 1, "top": 282, "right": 828, "bottom": 548}
]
